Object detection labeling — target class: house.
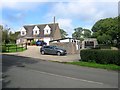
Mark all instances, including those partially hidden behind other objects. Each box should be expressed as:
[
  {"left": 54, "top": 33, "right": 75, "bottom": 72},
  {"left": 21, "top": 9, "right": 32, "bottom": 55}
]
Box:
[
  {"left": 16, "top": 23, "right": 61, "bottom": 45},
  {"left": 49, "top": 38, "right": 81, "bottom": 54}
]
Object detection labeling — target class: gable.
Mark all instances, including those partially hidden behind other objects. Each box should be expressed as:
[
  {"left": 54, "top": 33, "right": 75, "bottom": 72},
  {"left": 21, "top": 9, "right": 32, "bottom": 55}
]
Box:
[
  {"left": 33, "top": 26, "right": 40, "bottom": 35},
  {"left": 33, "top": 26, "right": 39, "bottom": 31},
  {"left": 20, "top": 27, "right": 26, "bottom": 36},
  {"left": 21, "top": 27, "right": 26, "bottom": 31},
  {"left": 44, "top": 25, "right": 51, "bottom": 35}
]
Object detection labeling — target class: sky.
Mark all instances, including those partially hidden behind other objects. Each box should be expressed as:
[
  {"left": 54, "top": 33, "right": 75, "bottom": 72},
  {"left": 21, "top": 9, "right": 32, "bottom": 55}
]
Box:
[{"left": 0, "top": 0, "right": 119, "bottom": 37}]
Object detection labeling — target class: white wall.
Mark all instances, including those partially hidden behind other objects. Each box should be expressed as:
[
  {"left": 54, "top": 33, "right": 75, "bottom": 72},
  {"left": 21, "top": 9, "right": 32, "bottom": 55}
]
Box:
[
  {"left": 60, "top": 39, "right": 69, "bottom": 42},
  {"left": 43, "top": 37, "right": 51, "bottom": 45},
  {"left": 20, "top": 27, "right": 26, "bottom": 36},
  {"left": 33, "top": 26, "right": 40, "bottom": 35}
]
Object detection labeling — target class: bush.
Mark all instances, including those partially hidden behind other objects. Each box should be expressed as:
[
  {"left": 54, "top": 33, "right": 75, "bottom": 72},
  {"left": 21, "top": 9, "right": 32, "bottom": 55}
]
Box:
[
  {"left": 31, "top": 40, "right": 36, "bottom": 45},
  {"left": 99, "top": 44, "right": 111, "bottom": 49},
  {"left": 80, "top": 49, "right": 120, "bottom": 66},
  {"left": 2, "top": 45, "right": 6, "bottom": 52}
]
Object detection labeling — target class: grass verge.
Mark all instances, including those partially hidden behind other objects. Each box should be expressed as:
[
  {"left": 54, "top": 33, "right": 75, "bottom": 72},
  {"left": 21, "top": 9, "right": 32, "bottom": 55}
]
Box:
[{"left": 63, "top": 61, "right": 120, "bottom": 71}]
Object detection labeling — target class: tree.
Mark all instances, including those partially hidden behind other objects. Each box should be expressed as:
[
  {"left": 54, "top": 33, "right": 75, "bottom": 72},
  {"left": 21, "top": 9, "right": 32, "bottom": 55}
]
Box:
[
  {"left": 97, "top": 34, "right": 112, "bottom": 44},
  {"left": 72, "top": 27, "right": 91, "bottom": 40},
  {"left": 9, "top": 31, "right": 20, "bottom": 43},
  {"left": 2, "top": 26, "right": 10, "bottom": 44},
  {"left": 91, "top": 17, "right": 119, "bottom": 47},
  {"left": 60, "top": 29, "right": 68, "bottom": 38},
  {"left": 72, "top": 27, "right": 83, "bottom": 40},
  {"left": 82, "top": 29, "right": 91, "bottom": 38},
  {"left": 2, "top": 25, "right": 20, "bottom": 44}
]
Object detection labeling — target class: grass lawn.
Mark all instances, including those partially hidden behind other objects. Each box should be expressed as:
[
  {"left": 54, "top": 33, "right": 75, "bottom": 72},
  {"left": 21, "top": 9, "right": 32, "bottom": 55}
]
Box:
[{"left": 63, "top": 61, "right": 120, "bottom": 71}]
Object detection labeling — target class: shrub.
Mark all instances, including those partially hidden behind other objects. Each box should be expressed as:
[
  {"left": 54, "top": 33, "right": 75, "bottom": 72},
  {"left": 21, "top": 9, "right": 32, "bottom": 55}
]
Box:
[
  {"left": 80, "top": 49, "right": 120, "bottom": 66},
  {"left": 2, "top": 45, "right": 6, "bottom": 52},
  {"left": 99, "top": 44, "right": 111, "bottom": 49},
  {"left": 31, "top": 40, "right": 36, "bottom": 45}
]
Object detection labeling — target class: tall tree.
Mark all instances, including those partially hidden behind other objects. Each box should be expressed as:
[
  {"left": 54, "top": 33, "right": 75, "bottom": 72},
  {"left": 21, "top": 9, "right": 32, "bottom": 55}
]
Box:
[
  {"left": 72, "top": 27, "right": 91, "bottom": 40},
  {"left": 91, "top": 16, "right": 119, "bottom": 47},
  {"left": 82, "top": 29, "right": 91, "bottom": 38},
  {"left": 2, "top": 26, "right": 10, "bottom": 44},
  {"left": 9, "top": 31, "right": 20, "bottom": 43},
  {"left": 60, "top": 29, "right": 68, "bottom": 38}
]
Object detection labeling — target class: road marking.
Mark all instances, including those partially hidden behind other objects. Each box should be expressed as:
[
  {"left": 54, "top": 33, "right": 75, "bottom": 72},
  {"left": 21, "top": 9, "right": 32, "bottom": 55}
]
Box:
[{"left": 29, "top": 69, "right": 104, "bottom": 85}]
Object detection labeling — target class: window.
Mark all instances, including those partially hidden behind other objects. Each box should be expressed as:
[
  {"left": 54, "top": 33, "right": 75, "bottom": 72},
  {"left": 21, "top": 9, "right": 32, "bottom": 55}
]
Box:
[
  {"left": 46, "top": 30, "right": 48, "bottom": 33},
  {"left": 33, "top": 26, "right": 39, "bottom": 35},
  {"left": 44, "top": 25, "right": 51, "bottom": 35},
  {"left": 35, "top": 31, "right": 37, "bottom": 34},
  {"left": 22, "top": 31, "right": 25, "bottom": 35}
]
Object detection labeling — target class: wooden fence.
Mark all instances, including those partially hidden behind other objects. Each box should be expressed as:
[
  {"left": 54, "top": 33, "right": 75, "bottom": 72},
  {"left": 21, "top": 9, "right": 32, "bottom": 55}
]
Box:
[{"left": 2, "top": 43, "right": 27, "bottom": 52}]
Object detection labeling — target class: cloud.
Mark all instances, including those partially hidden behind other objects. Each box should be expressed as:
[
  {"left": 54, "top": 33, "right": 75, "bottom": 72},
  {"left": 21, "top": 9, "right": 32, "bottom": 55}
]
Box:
[
  {"left": 44, "top": 1, "right": 118, "bottom": 37},
  {"left": 1, "top": 0, "right": 45, "bottom": 11},
  {"left": 56, "top": 18, "right": 73, "bottom": 37}
]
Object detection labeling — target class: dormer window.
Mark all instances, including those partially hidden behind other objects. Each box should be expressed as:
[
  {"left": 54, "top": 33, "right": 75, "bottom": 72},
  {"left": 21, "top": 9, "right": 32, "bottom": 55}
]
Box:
[
  {"left": 33, "top": 26, "right": 39, "bottom": 35},
  {"left": 22, "top": 31, "right": 25, "bottom": 35},
  {"left": 20, "top": 27, "right": 26, "bottom": 36},
  {"left": 44, "top": 25, "right": 51, "bottom": 35}
]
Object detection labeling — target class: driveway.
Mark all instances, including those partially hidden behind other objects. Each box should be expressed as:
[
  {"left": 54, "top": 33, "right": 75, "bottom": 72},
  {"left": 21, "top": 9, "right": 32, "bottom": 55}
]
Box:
[{"left": 5, "top": 46, "right": 80, "bottom": 62}]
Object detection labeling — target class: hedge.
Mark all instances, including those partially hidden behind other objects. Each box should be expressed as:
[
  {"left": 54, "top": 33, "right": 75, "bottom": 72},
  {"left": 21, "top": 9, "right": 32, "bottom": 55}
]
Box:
[
  {"left": 2, "top": 45, "right": 6, "bottom": 52},
  {"left": 80, "top": 49, "right": 120, "bottom": 66}
]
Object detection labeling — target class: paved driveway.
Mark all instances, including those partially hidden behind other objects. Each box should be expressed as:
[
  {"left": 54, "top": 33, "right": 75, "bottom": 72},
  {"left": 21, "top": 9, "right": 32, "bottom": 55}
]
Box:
[{"left": 6, "top": 46, "right": 80, "bottom": 62}]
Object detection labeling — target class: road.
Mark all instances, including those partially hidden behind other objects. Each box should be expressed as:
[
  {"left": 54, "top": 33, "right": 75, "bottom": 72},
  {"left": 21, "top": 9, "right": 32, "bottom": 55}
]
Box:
[{"left": 2, "top": 54, "right": 118, "bottom": 88}]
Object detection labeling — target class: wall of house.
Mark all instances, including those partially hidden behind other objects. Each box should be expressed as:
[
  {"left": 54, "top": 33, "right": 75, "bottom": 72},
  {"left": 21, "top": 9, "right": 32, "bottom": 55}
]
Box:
[
  {"left": 50, "top": 42, "right": 80, "bottom": 54},
  {"left": 44, "top": 37, "right": 51, "bottom": 45},
  {"left": 53, "top": 26, "right": 61, "bottom": 40}
]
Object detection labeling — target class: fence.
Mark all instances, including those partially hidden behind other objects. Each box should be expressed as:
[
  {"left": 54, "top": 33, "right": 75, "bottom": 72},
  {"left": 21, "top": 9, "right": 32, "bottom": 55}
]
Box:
[{"left": 2, "top": 43, "right": 27, "bottom": 52}]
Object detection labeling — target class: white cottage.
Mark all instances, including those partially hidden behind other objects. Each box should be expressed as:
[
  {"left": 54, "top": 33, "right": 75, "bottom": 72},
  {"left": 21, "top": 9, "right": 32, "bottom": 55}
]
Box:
[{"left": 16, "top": 23, "right": 61, "bottom": 45}]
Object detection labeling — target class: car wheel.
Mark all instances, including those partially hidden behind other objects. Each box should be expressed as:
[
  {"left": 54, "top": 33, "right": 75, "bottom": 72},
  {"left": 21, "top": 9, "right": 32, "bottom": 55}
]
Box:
[
  {"left": 57, "top": 52, "right": 61, "bottom": 56},
  {"left": 41, "top": 51, "right": 45, "bottom": 55}
]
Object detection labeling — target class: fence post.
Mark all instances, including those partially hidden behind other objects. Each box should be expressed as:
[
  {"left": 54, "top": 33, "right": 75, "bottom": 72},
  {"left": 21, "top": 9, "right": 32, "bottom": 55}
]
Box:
[
  {"left": 8, "top": 45, "right": 9, "bottom": 52},
  {"left": 22, "top": 44, "right": 23, "bottom": 51},
  {"left": 26, "top": 43, "right": 27, "bottom": 49},
  {"left": 16, "top": 45, "right": 17, "bottom": 52}
]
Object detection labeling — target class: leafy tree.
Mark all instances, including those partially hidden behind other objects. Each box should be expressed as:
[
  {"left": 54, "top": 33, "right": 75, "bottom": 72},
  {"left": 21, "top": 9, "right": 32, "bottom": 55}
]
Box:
[
  {"left": 2, "top": 25, "right": 20, "bottom": 44},
  {"left": 60, "top": 29, "right": 68, "bottom": 38},
  {"left": 97, "top": 34, "right": 112, "bottom": 44},
  {"left": 9, "top": 31, "right": 20, "bottom": 43},
  {"left": 72, "top": 27, "right": 83, "bottom": 40},
  {"left": 72, "top": 27, "right": 91, "bottom": 40},
  {"left": 2, "top": 26, "right": 10, "bottom": 44},
  {"left": 83, "top": 29, "right": 91, "bottom": 38},
  {"left": 92, "top": 17, "right": 119, "bottom": 48}
]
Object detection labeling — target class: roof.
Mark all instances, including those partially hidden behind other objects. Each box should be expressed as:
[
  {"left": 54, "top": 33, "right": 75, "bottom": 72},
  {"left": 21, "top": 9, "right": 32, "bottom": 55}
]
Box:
[
  {"left": 18, "top": 23, "right": 59, "bottom": 38},
  {"left": 49, "top": 37, "right": 80, "bottom": 42}
]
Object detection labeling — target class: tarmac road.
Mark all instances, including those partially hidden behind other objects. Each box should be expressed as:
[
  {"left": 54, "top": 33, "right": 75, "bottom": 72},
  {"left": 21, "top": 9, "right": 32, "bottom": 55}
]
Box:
[{"left": 2, "top": 54, "right": 118, "bottom": 88}]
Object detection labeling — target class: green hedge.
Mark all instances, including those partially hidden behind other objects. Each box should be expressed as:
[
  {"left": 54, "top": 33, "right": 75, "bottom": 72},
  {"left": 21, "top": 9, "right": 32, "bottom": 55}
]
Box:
[
  {"left": 2, "top": 45, "right": 6, "bottom": 52},
  {"left": 80, "top": 49, "right": 120, "bottom": 66}
]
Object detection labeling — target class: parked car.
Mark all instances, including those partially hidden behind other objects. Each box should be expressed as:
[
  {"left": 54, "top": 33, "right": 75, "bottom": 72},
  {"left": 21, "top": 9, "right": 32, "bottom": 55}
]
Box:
[
  {"left": 40, "top": 46, "right": 67, "bottom": 56},
  {"left": 36, "top": 40, "right": 47, "bottom": 46}
]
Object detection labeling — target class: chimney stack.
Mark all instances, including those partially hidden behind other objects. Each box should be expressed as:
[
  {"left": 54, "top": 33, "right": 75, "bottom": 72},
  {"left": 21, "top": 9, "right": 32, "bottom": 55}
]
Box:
[{"left": 54, "top": 16, "right": 55, "bottom": 24}]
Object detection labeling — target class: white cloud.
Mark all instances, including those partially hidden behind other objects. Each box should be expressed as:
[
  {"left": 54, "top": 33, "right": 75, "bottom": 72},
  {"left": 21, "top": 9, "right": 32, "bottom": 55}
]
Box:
[
  {"left": 56, "top": 18, "right": 73, "bottom": 37},
  {"left": 45, "top": 1, "right": 118, "bottom": 37},
  {"left": 1, "top": 0, "right": 45, "bottom": 11}
]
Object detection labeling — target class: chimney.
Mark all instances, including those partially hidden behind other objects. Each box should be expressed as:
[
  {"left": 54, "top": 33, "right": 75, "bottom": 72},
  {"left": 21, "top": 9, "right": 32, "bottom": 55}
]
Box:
[{"left": 54, "top": 16, "right": 55, "bottom": 24}]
